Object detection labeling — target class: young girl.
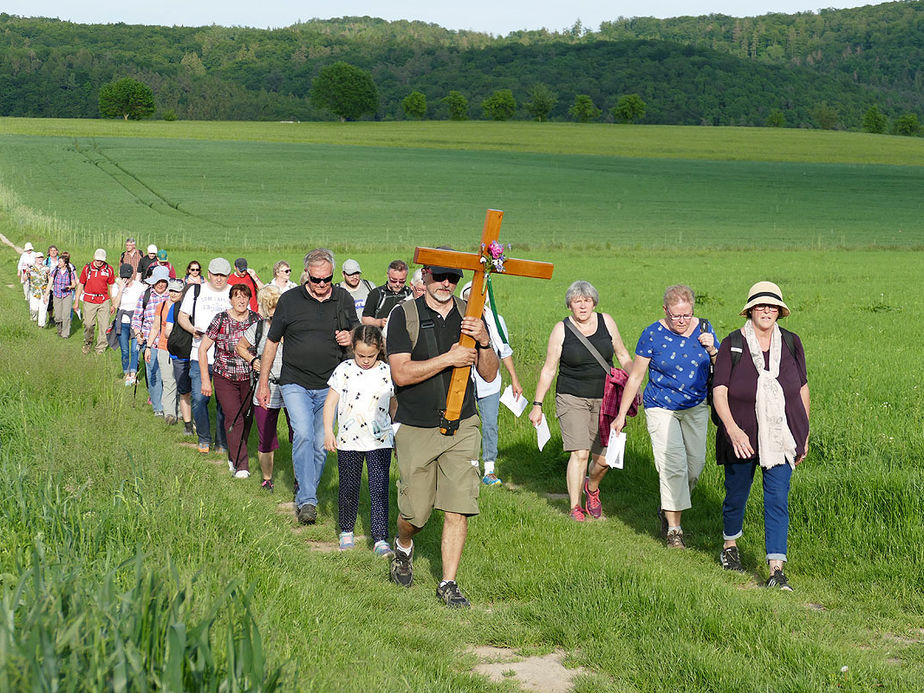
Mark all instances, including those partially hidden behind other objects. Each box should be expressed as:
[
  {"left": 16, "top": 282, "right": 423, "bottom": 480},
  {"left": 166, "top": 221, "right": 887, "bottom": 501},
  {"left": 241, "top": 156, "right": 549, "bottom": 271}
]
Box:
[{"left": 323, "top": 325, "right": 397, "bottom": 556}]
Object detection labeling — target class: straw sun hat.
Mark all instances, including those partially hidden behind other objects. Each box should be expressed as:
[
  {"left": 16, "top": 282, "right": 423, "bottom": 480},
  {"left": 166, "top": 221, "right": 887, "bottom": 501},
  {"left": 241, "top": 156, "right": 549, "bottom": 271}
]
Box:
[{"left": 739, "top": 281, "right": 791, "bottom": 317}]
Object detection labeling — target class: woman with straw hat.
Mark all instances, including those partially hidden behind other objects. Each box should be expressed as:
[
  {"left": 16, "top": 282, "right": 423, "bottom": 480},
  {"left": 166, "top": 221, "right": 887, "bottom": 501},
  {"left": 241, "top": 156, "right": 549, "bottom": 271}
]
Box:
[{"left": 712, "top": 281, "right": 810, "bottom": 591}]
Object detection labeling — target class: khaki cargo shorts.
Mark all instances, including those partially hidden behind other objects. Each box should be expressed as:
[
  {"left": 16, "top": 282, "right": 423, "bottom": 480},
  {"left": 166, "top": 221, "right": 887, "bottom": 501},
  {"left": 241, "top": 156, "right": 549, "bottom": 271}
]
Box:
[
  {"left": 555, "top": 392, "right": 606, "bottom": 455},
  {"left": 395, "top": 415, "right": 481, "bottom": 527}
]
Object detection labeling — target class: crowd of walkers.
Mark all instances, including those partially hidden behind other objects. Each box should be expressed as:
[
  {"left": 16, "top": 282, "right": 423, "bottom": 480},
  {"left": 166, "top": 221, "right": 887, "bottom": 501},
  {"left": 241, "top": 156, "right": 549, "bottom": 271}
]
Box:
[{"left": 16, "top": 236, "right": 810, "bottom": 605}]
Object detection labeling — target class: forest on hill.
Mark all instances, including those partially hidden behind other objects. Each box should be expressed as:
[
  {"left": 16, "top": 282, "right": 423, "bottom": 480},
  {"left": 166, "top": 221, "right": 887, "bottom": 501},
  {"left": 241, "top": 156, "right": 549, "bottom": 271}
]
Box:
[{"left": 0, "top": 1, "right": 920, "bottom": 129}]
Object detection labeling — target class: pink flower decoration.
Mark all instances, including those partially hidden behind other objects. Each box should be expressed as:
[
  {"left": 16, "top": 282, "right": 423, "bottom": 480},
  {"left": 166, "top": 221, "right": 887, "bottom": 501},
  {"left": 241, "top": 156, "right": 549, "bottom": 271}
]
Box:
[{"left": 487, "top": 241, "right": 505, "bottom": 259}]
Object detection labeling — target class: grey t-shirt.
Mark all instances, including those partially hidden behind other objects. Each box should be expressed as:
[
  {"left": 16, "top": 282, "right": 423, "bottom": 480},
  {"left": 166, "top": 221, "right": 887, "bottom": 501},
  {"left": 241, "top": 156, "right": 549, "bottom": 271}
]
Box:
[{"left": 338, "top": 279, "right": 373, "bottom": 320}]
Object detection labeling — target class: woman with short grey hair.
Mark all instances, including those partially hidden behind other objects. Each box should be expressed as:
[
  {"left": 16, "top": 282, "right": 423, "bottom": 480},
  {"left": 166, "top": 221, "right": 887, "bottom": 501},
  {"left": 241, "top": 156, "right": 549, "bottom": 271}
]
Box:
[{"left": 529, "top": 280, "right": 633, "bottom": 521}]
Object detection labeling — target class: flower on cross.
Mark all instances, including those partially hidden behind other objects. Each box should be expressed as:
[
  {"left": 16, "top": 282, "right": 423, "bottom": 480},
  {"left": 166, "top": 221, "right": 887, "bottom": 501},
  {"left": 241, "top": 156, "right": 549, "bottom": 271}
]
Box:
[{"left": 481, "top": 240, "right": 509, "bottom": 274}]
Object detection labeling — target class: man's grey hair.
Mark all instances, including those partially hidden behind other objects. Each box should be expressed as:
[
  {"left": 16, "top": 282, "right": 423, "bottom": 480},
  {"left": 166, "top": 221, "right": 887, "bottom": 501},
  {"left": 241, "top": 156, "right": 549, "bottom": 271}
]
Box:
[
  {"left": 663, "top": 284, "right": 695, "bottom": 308},
  {"left": 125, "top": 237, "right": 136, "bottom": 243},
  {"left": 565, "top": 280, "right": 599, "bottom": 308},
  {"left": 410, "top": 268, "right": 424, "bottom": 286},
  {"left": 304, "top": 248, "right": 334, "bottom": 270}
]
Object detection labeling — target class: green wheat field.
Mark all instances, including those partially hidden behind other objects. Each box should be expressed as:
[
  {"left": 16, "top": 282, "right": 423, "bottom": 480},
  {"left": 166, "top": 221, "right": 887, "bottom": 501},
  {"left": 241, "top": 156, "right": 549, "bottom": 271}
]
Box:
[{"left": 1, "top": 118, "right": 922, "bottom": 691}]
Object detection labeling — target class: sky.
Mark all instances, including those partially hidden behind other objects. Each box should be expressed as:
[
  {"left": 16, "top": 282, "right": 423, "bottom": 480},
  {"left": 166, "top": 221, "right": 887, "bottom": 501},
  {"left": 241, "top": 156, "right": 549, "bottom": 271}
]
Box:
[{"left": 3, "top": 1, "right": 878, "bottom": 36}]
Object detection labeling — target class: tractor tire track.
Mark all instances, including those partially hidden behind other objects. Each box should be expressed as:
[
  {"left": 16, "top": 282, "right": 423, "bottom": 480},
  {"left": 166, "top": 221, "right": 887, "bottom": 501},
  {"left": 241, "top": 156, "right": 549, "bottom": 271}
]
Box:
[{"left": 69, "top": 139, "right": 229, "bottom": 228}]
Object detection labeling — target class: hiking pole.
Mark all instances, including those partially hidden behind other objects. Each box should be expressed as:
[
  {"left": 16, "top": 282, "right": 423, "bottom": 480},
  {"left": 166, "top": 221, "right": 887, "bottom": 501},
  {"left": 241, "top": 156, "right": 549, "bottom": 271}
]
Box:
[{"left": 135, "top": 343, "right": 148, "bottom": 400}]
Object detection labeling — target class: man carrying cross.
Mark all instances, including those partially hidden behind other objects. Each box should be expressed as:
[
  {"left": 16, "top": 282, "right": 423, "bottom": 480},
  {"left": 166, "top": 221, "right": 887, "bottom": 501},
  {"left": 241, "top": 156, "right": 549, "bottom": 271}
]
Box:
[{"left": 386, "top": 252, "right": 498, "bottom": 608}]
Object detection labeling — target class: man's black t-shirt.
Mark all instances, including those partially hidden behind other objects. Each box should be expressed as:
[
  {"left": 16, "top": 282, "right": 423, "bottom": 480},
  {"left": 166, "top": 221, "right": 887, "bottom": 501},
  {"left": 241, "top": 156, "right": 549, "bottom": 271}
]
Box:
[
  {"left": 386, "top": 295, "right": 478, "bottom": 428},
  {"left": 267, "top": 285, "right": 358, "bottom": 389},
  {"left": 363, "top": 284, "right": 412, "bottom": 320}
]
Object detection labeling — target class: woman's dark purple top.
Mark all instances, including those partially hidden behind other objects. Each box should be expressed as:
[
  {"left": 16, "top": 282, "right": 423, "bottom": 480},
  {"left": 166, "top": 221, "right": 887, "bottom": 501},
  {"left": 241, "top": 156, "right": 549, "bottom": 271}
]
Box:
[{"left": 713, "top": 328, "right": 809, "bottom": 465}]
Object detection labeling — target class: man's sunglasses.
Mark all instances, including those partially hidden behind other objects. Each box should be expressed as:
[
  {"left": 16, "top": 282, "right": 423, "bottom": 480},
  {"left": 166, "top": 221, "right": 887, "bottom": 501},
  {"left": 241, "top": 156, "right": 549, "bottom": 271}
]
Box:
[
  {"left": 430, "top": 272, "right": 459, "bottom": 284},
  {"left": 308, "top": 274, "right": 334, "bottom": 284}
]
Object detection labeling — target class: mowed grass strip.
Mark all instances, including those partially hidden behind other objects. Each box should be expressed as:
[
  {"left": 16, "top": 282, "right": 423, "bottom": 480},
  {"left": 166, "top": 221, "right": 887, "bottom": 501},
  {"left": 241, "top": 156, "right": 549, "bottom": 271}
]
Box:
[
  {"left": 2, "top": 118, "right": 923, "bottom": 166},
  {"left": 1, "top": 135, "right": 921, "bottom": 252},
  {"left": 2, "top": 241, "right": 922, "bottom": 690}
]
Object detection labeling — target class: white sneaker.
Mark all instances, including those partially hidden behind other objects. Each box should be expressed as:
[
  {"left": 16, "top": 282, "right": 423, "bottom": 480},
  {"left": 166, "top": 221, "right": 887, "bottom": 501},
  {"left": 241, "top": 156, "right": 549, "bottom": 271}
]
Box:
[
  {"left": 233, "top": 470, "right": 250, "bottom": 479},
  {"left": 227, "top": 460, "right": 235, "bottom": 473}
]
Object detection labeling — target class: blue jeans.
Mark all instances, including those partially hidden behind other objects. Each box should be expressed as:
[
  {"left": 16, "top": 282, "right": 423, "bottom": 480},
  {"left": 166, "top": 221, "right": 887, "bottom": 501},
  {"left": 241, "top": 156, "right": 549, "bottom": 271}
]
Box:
[
  {"left": 281, "top": 383, "right": 329, "bottom": 509},
  {"left": 190, "top": 360, "right": 227, "bottom": 449},
  {"left": 722, "top": 461, "right": 793, "bottom": 562},
  {"left": 118, "top": 322, "right": 139, "bottom": 374},
  {"left": 146, "top": 346, "right": 163, "bottom": 414},
  {"left": 476, "top": 390, "right": 500, "bottom": 463}
]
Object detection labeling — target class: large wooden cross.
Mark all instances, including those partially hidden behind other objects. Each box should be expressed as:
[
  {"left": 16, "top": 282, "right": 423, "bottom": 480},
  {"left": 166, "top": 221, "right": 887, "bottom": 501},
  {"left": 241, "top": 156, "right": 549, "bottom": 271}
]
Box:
[{"left": 414, "top": 209, "right": 554, "bottom": 435}]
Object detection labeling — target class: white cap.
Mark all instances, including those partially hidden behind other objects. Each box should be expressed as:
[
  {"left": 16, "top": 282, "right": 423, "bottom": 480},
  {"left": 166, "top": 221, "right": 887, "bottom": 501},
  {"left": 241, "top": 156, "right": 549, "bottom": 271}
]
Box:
[
  {"left": 24, "top": 242, "right": 34, "bottom": 251},
  {"left": 147, "top": 244, "right": 158, "bottom": 254},
  {"left": 342, "top": 259, "right": 362, "bottom": 274},
  {"left": 147, "top": 266, "right": 170, "bottom": 285},
  {"left": 94, "top": 248, "right": 107, "bottom": 261}
]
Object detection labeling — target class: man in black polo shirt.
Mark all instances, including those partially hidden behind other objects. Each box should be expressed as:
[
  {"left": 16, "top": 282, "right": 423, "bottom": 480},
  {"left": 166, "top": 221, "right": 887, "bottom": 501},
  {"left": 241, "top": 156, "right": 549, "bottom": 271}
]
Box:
[
  {"left": 362, "top": 259, "right": 411, "bottom": 328},
  {"left": 386, "top": 260, "right": 498, "bottom": 608},
  {"left": 257, "top": 249, "right": 358, "bottom": 525}
]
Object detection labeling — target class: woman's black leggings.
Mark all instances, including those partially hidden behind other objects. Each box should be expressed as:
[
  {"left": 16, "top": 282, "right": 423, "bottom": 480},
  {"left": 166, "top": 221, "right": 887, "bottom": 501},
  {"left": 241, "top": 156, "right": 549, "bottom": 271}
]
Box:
[{"left": 337, "top": 448, "right": 392, "bottom": 542}]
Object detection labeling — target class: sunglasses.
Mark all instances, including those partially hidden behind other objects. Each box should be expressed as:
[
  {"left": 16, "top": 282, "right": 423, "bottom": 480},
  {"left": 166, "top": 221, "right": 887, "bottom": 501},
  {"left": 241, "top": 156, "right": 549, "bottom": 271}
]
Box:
[
  {"left": 430, "top": 272, "right": 459, "bottom": 284},
  {"left": 279, "top": 268, "right": 291, "bottom": 274},
  {"left": 308, "top": 274, "right": 334, "bottom": 284},
  {"left": 189, "top": 268, "right": 201, "bottom": 272}
]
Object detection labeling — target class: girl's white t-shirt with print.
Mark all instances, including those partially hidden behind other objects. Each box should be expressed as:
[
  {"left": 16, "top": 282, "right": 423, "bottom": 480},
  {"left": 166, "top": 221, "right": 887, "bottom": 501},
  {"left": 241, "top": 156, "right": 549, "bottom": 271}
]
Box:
[{"left": 327, "top": 360, "right": 394, "bottom": 451}]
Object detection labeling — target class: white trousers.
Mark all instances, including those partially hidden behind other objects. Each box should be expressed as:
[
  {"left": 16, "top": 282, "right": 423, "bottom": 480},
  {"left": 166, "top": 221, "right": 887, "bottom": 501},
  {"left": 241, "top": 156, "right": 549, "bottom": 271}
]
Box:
[
  {"left": 29, "top": 294, "right": 48, "bottom": 327},
  {"left": 645, "top": 402, "right": 709, "bottom": 512}
]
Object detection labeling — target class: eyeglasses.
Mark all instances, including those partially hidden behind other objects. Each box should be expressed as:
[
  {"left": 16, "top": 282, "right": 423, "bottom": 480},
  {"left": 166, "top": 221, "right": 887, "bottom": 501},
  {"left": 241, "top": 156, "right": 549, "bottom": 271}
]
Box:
[
  {"left": 753, "top": 304, "right": 780, "bottom": 312},
  {"left": 308, "top": 274, "right": 333, "bottom": 284},
  {"left": 279, "top": 268, "right": 291, "bottom": 274},
  {"left": 430, "top": 272, "right": 459, "bottom": 284},
  {"left": 666, "top": 310, "right": 693, "bottom": 322}
]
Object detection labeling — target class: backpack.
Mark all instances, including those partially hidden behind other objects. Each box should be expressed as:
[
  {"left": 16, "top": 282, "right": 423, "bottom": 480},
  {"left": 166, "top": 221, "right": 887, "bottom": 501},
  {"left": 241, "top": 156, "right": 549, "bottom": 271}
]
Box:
[
  {"left": 709, "top": 326, "right": 797, "bottom": 425},
  {"left": 400, "top": 295, "right": 467, "bottom": 353},
  {"left": 166, "top": 283, "right": 201, "bottom": 358},
  {"left": 374, "top": 285, "right": 412, "bottom": 317}
]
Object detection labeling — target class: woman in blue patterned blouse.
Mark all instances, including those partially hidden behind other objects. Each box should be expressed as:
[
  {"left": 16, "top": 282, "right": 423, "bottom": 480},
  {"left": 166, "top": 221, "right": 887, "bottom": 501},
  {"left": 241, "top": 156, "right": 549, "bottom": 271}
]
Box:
[{"left": 611, "top": 285, "right": 718, "bottom": 548}]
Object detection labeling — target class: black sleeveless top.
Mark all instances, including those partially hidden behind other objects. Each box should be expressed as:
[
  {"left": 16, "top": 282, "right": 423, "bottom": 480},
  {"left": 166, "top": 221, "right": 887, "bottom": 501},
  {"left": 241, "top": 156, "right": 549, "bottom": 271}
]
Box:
[{"left": 556, "top": 315, "right": 613, "bottom": 399}]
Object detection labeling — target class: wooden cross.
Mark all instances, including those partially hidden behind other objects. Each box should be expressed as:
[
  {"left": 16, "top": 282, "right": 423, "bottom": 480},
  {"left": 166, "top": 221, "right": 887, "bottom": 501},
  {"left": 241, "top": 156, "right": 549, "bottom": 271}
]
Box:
[{"left": 414, "top": 209, "right": 554, "bottom": 435}]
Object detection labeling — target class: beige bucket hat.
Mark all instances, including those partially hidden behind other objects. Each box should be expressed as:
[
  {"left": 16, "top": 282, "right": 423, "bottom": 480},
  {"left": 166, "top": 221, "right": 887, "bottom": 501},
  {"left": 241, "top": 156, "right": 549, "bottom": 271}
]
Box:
[{"left": 740, "top": 281, "right": 790, "bottom": 317}]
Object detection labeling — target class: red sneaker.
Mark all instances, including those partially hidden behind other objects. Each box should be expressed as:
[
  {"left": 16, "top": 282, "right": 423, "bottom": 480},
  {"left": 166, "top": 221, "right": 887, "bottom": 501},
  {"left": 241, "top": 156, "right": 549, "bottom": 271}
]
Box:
[
  {"left": 569, "top": 506, "right": 586, "bottom": 522},
  {"left": 584, "top": 478, "right": 603, "bottom": 519}
]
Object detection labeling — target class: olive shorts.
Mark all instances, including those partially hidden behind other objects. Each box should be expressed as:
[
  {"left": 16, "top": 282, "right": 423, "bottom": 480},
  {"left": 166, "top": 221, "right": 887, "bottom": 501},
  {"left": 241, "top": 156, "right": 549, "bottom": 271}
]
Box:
[
  {"left": 555, "top": 393, "right": 605, "bottom": 455},
  {"left": 395, "top": 415, "right": 481, "bottom": 527}
]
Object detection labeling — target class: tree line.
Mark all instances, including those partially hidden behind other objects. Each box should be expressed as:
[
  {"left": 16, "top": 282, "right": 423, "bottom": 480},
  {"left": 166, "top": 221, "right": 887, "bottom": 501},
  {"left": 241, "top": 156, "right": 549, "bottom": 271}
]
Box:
[{"left": 0, "top": 6, "right": 920, "bottom": 131}]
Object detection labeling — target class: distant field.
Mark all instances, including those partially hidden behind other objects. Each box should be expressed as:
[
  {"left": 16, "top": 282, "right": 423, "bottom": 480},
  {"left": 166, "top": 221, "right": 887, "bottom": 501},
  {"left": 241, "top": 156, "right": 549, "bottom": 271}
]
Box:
[
  {"left": 0, "top": 130, "right": 921, "bottom": 253},
  {"left": 2, "top": 118, "right": 923, "bottom": 166}
]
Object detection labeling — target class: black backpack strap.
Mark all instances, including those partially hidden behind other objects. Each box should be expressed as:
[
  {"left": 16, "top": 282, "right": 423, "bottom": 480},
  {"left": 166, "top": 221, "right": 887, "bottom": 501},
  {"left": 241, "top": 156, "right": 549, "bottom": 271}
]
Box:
[
  {"left": 728, "top": 329, "right": 744, "bottom": 371},
  {"left": 779, "top": 327, "right": 797, "bottom": 361}
]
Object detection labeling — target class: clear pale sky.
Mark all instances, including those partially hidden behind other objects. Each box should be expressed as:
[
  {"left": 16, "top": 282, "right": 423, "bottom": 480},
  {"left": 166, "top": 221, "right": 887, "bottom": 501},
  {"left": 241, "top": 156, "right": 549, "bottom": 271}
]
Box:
[{"left": 4, "top": 1, "right": 877, "bottom": 35}]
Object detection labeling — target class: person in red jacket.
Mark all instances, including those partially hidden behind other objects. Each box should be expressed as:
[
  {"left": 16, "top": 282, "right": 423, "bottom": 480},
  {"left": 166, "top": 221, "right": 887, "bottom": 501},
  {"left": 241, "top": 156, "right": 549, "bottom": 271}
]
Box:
[{"left": 74, "top": 249, "right": 116, "bottom": 355}]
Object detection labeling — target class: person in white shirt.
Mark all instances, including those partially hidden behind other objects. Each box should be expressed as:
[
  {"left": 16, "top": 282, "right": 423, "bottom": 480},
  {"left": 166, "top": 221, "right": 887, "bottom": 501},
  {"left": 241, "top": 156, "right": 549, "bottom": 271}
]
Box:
[{"left": 177, "top": 257, "right": 232, "bottom": 454}]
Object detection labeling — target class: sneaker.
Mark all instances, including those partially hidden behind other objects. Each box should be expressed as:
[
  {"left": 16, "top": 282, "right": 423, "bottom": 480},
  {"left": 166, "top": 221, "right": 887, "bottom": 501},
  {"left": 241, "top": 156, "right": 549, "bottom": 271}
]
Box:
[
  {"left": 227, "top": 460, "right": 235, "bottom": 473},
  {"left": 569, "top": 506, "right": 586, "bottom": 522},
  {"left": 657, "top": 508, "right": 669, "bottom": 539},
  {"left": 373, "top": 540, "right": 394, "bottom": 558},
  {"left": 183, "top": 421, "right": 194, "bottom": 436},
  {"left": 666, "top": 529, "right": 686, "bottom": 549},
  {"left": 481, "top": 473, "right": 502, "bottom": 486},
  {"left": 213, "top": 445, "right": 228, "bottom": 457},
  {"left": 82, "top": 344, "right": 91, "bottom": 354},
  {"left": 296, "top": 503, "right": 317, "bottom": 525},
  {"left": 720, "top": 546, "right": 745, "bottom": 572},
  {"left": 766, "top": 568, "right": 794, "bottom": 591},
  {"left": 261, "top": 479, "right": 274, "bottom": 492},
  {"left": 390, "top": 541, "right": 413, "bottom": 587},
  {"left": 583, "top": 477, "right": 603, "bottom": 519},
  {"left": 233, "top": 469, "right": 250, "bottom": 479},
  {"left": 436, "top": 580, "right": 471, "bottom": 608},
  {"left": 154, "top": 411, "right": 164, "bottom": 419},
  {"left": 124, "top": 377, "right": 133, "bottom": 387},
  {"left": 338, "top": 532, "right": 355, "bottom": 550},
  {"left": 165, "top": 415, "right": 177, "bottom": 425},
  {"left": 197, "top": 443, "right": 210, "bottom": 454}
]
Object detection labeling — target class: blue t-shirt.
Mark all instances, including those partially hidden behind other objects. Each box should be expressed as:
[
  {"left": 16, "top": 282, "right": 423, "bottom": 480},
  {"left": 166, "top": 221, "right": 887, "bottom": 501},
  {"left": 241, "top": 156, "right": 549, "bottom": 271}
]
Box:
[{"left": 636, "top": 320, "right": 717, "bottom": 411}]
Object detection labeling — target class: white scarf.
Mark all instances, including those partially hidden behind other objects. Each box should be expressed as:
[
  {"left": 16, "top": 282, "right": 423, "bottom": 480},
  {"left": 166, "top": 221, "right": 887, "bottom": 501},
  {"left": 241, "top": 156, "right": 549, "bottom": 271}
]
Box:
[{"left": 742, "top": 320, "right": 796, "bottom": 469}]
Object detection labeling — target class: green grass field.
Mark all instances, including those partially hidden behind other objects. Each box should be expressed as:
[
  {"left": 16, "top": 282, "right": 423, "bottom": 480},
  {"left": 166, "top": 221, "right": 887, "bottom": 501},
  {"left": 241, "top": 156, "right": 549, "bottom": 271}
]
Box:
[{"left": 1, "top": 119, "right": 922, "bottom": 690}]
